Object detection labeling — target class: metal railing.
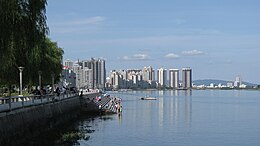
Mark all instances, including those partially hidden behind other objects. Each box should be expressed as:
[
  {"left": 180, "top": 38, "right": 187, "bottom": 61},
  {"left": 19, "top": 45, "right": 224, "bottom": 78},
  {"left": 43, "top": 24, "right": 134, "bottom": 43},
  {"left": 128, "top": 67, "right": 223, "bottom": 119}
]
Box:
[{"left": 0, "top": 92, "right": 78, "bottom": 113}]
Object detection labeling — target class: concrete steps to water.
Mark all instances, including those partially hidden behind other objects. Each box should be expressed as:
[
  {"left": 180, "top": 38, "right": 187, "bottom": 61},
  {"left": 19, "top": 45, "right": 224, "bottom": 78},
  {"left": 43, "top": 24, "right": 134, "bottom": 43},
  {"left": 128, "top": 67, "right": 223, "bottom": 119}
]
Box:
[{"left": 93, "top": 95, "right": 121, "bottom": 114}]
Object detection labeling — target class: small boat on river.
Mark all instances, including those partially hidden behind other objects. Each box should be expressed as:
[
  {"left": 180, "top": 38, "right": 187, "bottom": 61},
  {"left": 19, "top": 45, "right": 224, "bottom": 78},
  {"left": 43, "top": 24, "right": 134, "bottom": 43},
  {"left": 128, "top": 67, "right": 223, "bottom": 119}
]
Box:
[{"left": 141, "top": 97, "right": 157, "bottom": 100}]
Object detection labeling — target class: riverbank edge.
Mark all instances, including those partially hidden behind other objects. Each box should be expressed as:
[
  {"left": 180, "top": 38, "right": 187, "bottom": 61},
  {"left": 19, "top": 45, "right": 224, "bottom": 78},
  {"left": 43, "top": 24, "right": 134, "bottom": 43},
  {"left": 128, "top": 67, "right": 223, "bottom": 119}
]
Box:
[
  {"left": 111, "top": 88, "right": 260, "bottom": 92},
  {"left": 0, "top": 93, "right": 99, "bottom": 145}
]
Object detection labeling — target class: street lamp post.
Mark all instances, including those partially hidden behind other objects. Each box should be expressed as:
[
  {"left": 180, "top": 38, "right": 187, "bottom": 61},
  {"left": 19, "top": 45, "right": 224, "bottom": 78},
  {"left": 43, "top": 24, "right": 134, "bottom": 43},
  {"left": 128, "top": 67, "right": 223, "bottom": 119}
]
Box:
[
  {"left": 18, "top": 67, "right": 24, "bottom": 95},
  {"left": 51, "top": 73, "right": 55, "bottom": 94},
  {"left": 78, "top": 79, "right": 80, "bottom": 91},
  {"left": 38, "top": 71, "right": 42, "bottom": 89}
]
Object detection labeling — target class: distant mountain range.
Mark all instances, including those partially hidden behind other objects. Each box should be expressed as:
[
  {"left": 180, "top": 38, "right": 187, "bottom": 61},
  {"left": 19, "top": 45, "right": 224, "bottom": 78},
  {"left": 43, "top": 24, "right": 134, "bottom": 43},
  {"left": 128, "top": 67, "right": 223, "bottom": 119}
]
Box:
[{"left": 193, "top": 79, "right": 257, "bottom": 86}]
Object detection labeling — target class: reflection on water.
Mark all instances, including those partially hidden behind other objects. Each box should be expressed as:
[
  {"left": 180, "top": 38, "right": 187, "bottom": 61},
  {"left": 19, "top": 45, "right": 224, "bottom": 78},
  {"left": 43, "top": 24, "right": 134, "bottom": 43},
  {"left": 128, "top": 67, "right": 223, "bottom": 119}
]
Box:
[
  {"left": 185, "top": 95, "right": 192, "bottom": 127},
  {"left": 157, "top": 90, "right": 192, "bottom": 129},
  {"left": 39, "top": 90, "right": 192, "bottom": 145},
  {"left": 170, "top": 90, "right": 179, "bottom": 96},
  {"left": 93, "top": 90, "right": 194, "bottom": 146},
  {"left": 170, "top": 89, "right": 192, "bottom": 96},
  {"left": 158, "top": 96, "right": 164, "bottom": 127},
  {"left": 117, "top": 113, "right": 122, "bottom": 124},
  {"left": 158, "top": 90, "right": 164, "bottom": 96}
]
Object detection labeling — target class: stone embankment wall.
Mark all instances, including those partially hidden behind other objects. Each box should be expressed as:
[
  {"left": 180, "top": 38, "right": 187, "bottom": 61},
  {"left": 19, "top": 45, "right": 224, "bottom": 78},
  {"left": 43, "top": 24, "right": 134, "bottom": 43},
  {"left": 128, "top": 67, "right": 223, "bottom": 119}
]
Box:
[{"left": 0, "top": 93, "right": 99, "bottom": 145}]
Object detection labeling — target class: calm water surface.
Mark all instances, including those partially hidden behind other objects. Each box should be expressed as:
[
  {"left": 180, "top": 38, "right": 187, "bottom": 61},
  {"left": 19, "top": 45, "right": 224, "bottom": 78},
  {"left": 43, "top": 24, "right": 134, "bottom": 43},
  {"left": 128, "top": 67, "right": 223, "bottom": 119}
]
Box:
[{"left": 61, "top": 90, "right": 260, "bottom": 145}]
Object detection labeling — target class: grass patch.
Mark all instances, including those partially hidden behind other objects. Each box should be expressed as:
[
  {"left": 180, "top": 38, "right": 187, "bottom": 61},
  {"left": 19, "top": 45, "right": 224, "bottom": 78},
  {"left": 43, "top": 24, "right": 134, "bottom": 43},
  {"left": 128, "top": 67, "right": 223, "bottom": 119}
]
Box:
[{"left": 60, "top": 131, "right": 90, "bottom": 144}]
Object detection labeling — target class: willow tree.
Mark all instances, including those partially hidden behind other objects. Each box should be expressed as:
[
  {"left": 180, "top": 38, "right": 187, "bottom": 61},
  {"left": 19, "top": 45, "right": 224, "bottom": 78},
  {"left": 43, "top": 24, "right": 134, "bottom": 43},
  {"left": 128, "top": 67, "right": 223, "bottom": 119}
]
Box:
[
  {"left": 29, "top": 38, "right": 64, "bottom": 86},
  {"left": 0, "top": 0, "right": 48, "bottom": 94}
]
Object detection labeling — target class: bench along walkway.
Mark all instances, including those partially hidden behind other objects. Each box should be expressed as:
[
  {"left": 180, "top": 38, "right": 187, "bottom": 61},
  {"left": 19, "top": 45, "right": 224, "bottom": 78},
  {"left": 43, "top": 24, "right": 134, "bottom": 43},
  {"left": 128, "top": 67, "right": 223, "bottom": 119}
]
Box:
[{"left": 0, "top": 92, "right": 78, "bottom": 113}]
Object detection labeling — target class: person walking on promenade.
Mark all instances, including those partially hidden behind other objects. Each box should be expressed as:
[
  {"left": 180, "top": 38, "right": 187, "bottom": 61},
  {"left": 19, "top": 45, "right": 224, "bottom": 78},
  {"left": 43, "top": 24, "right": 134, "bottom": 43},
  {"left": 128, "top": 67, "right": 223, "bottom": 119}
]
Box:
[
  {"left": 55, "top": 87, "right": 60, "bottom": 96},
  {"left": 79, "top": 89, "right": 83, "bottom": 97}
]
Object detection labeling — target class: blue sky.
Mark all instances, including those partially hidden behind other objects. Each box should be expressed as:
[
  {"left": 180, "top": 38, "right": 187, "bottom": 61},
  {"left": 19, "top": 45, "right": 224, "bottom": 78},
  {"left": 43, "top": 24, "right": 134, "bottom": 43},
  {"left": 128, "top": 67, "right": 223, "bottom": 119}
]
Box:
[{"left": 46, "top": 0, "right": 260, "bottom": 84}]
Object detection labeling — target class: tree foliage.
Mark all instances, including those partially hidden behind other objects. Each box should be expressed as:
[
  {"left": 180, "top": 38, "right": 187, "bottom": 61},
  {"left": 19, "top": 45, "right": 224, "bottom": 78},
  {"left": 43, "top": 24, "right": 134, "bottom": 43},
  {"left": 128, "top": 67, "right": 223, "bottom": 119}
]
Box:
[{"left": 0, "top": 0, "right": 63, "bottom": 88}]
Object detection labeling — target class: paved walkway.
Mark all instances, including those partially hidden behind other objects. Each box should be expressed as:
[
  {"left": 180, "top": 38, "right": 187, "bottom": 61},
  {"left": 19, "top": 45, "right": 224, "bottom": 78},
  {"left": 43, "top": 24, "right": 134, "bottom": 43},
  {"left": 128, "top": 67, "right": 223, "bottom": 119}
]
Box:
[{"left": 0, "top": 93, "right": 78, "bottom": 113}]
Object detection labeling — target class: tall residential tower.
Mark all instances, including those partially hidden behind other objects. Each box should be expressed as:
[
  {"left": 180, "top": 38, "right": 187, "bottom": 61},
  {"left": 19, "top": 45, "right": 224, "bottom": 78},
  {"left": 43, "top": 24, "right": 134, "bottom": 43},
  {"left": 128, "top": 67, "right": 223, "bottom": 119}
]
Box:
[
  {"left": 157, "top": 68, "right": 167, "bottom": 87},
  {"left": 169, "top": 69, "right": 179, "bottom": 88},
  {"left": 182, "top": 67, "right": 192, "bottom": 89},
  {"left": 142, "top": 66, "right": 155, "bottom": 81}
]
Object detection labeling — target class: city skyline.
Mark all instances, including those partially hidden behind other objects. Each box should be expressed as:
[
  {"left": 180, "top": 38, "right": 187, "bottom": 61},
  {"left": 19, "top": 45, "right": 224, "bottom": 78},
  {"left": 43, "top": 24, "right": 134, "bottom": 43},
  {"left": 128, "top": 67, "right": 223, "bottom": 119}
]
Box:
[
  {"left": 62, "top": 57, "right": 257, "bottom": 90},
  {"left": 47, "top": 0, "right": 260, "bottom": 84},
  {"left": 64, "top": 58, "right": 106, "bottom": 89},
  {"left": 64, "top": 58, "right": 254, "bottom": 85}
]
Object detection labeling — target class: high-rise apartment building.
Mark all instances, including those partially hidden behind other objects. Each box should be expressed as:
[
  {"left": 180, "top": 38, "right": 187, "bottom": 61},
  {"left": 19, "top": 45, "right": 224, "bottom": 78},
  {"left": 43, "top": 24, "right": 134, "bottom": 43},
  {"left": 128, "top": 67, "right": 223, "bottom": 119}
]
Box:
[
  {"left": 72, "top": 63, "right": 82, "bottom": 89},
  {"left": 182, "top": 67, "right": 192, "bottom": 89},
  {"left": 118, "top": 70, "right": 127, "bottom": 88},
  {"left": 100, "top": 59, "right": 106, "bottom": 88},
  {"left": 142, "top": 66, "right": 154, "bottom": 81},
  {"left": 234, "top": 76, "right": 242, "bottom": 87},
  {"left": 64, "top": 59, "right": 74, "bottom": 69},
  {"left": 157, "top": 68, "right": 167, "bottom": 87},
  {"left": 169, "top": 69, "right": 179, "bottom": 88},
  {"left": 127, "top": 69, "right": 142, "bottom": 80},
  {"left": 82, "top": 68, "right": 93, "bottom": 89},
  {"left": 81, "top": 58, "right": 106, "bottom": 89},
  {"left": 110, "top": 70, "right": 122, "bottom": 89},
  {"left": 64, "top": 58, "right": 106, "bottom": 89},
  {"left": 72, "top": 61, "right": 93, "bottom": 89}
]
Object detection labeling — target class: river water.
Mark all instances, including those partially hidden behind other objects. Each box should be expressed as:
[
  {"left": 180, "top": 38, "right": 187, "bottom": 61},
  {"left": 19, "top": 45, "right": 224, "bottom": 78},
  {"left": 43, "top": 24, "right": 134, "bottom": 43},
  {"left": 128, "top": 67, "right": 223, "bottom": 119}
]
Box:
[{"left": 31, "top": 90, "right": 260, "bottom": 146}]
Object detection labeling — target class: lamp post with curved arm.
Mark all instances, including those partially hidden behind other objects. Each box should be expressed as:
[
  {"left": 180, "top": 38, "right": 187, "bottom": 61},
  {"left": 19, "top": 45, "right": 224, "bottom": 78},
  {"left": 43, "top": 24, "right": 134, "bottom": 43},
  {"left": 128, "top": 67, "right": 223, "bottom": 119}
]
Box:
[
  {"left": 18, "top": 67, "right": 24, "bottom": 95},
  {"left": 38, "top": 71, "right": 42, "bottom": 89},
  {"left": 51, "top": 73, "right": 55, "bottom": 94}
]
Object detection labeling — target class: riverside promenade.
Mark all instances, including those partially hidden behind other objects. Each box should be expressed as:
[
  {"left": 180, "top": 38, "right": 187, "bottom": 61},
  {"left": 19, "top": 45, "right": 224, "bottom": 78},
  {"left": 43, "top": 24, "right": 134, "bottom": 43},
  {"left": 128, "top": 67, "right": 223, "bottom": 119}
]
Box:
[
  {"left": 0, "top": 92, "right": 77, "bottom": 113},
  {"left": 0, "top": 91, "right": 100, "bottom": 145}
]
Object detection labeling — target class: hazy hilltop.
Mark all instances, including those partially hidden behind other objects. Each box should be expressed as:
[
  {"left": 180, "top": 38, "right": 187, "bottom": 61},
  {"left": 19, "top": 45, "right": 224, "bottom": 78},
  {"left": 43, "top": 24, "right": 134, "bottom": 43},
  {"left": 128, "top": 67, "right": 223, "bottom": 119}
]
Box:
[{"left": 193, "top": 79, "right": 257, "bottom": 86}]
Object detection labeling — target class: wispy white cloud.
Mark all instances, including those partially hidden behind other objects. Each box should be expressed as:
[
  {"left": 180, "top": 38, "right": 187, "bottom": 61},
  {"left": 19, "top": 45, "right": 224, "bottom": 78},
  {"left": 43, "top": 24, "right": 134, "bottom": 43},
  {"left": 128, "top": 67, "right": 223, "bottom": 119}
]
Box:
[
  {"left": 49, "top": 16, "right": 106, "bottom": 34},
  {"left": 69, "top": 16, "right": 106, "bottom": 25},
  {"left": 50, "top": 16, "right": 106, "bottom": 26},
  {"left": 164, "top": 53, "right": 179, "bottom": 59},
  {"left": 59, "top": 34, "right": 260, "bottom": 55},
  {"left": 133, "top": 54, "right": 150, "bottom": 60},
  {"left": 122, "top": 54, "right": 151, "bottom": 61},
  {"left": 181, "top": 50, "right": 206, "bottom": 56}
]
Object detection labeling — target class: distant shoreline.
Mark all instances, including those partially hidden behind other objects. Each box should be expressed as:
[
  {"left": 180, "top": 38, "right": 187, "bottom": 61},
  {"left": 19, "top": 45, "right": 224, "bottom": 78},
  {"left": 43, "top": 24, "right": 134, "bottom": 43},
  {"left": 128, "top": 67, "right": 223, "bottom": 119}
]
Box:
[
  {"left": 107, "top": 88, "right": 260, "bottom": 92},
  {"left": 108, "top": 88, "right": 260, "bottom": 92}
]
